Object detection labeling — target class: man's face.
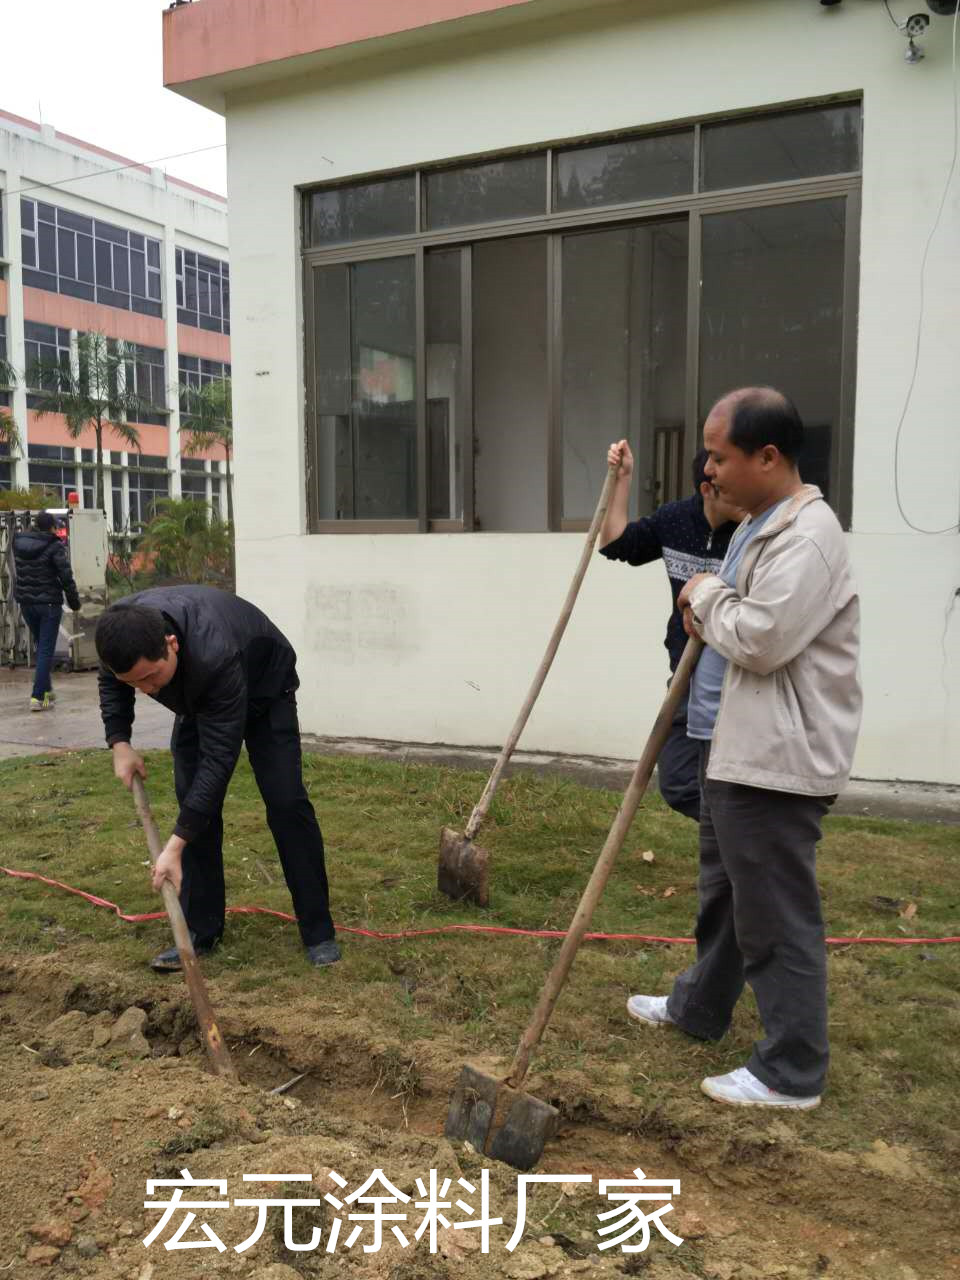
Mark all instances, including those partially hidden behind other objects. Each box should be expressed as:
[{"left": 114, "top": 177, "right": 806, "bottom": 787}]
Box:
[
  {"left": 114, "top": 634, "right": 179, "bottom": 695},
  {"left": 702, "top": 408, "right": 776, "bottom": 514}
]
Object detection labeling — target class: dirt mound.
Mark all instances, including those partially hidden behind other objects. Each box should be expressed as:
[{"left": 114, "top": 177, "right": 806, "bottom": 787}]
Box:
[{"left": 1, "top": 955, "right": 957, "bottom": 1279}]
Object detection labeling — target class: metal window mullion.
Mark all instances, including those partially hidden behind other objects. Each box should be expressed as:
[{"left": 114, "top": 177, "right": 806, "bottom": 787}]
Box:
[
  {"left": 415, "top": 245, "right": 427, "bottom": 532},
  {"left": 303, "top": 262, "right": 318, "bottom": 531}
]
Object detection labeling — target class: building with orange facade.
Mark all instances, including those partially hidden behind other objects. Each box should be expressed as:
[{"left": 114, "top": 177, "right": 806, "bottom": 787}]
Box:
[{"left": 0, "top": 109, "right": 230, "bottom": 529}]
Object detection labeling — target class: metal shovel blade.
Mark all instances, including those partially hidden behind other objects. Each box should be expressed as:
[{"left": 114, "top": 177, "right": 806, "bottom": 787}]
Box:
[
  {"left": 438, "top": 827, "right": 490, "bottom": 907},
  {"left": 444, "top": 1064, "right": 560, "bottom": 1171}
]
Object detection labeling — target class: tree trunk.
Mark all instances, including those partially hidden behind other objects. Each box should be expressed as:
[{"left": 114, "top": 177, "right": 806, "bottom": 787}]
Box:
[{"left": 95, "top": 419, "right": 105, "bottom": 514}]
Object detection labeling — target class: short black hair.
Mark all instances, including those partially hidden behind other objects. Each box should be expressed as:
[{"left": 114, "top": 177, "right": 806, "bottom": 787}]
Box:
[
  {"left": 691, "top": 448, "right": 711, "bottom": 492},
  {"left": 95, "top": 604, "right": 169, "bottom": 674},
  {"left": 35, "top": 511, "right": 56, "bottom": 532},
  {"left": 726, "top": 388, "right": 804, "bottom": 461}
]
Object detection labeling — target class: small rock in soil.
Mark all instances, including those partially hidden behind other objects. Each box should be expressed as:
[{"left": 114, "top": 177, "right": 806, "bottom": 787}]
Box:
[
  {"left": 30, "top": 1087, "right": 50, "bottom": 1101},
  {"left": 25, "top": 1244, "right": 61, "bottom": 1266},
  {"left": 75, "top": 1236, "right": 99, "bottom": 1259},
  {"left": 29, "top": 1219, "right": 73, "bottom": 1247},
  {"left": 248, "top": 1265, "right": 306, "bottom": 1280},
  {"left": 109, "top": 1007, "right": 150, "bottom": 1058}
]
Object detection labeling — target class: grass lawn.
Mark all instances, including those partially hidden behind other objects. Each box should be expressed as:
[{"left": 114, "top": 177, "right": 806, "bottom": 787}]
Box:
[{"left": 1, "top": 748, "right": 958, "bottom": 1180}]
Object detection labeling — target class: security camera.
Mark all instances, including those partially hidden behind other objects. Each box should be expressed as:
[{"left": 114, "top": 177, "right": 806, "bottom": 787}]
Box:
[{"left": 906, "top": 13, "right": 931, "bottom": 35}]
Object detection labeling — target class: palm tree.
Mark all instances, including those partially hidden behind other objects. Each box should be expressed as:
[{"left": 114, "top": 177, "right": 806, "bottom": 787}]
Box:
[
  {"left": 138, "top": 496, "right": 233, "bottom": 584},
  {"left": 0, "top": 356, "right": 22, "bottom": 459},
  {"left": 29, "top": 332, "right": 147, "bottom": 511},
  {"left": 178, "top": 375, "right": 233, "bottom": 523}
]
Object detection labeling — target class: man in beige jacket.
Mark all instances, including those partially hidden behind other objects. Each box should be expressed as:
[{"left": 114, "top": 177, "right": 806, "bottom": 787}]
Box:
[{"left": 627, "top": 386, "right": 861, "bottom": 1109}]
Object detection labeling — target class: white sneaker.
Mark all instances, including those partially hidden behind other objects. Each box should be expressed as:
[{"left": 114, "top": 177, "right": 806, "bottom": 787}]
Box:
[
  {"left": 626, "top": 994, "right": 674, "bottom": 1027},
  {"left": 701, "top": 1066, "right": 820, "bottom": 1110}
]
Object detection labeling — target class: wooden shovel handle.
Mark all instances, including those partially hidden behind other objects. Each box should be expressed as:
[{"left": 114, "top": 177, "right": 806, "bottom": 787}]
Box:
[
  {"left": 464, "top": 460, "right": 620, "bottom": 842},
  {"left": 131, "top": 776, "right": 237, "bottom": 1080},
  {"left": 506, "top": 635, "right": 703, "bottom": 1089}
]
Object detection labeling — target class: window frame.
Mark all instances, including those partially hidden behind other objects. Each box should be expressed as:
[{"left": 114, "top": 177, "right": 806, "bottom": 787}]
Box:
[{"left": 301, "top": 97, "right": 862, "bottom": 534}]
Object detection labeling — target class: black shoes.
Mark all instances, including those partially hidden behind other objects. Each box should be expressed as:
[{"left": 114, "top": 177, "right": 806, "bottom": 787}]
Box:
[
  {"left": 305, "top": 940, "right": 341, "bottom": 968},
  {"left": 150, "top": 933, "right": 220, "bottom": 972},
  {"left": 150, "top": 935, "right": 341, "bottom": 970}
]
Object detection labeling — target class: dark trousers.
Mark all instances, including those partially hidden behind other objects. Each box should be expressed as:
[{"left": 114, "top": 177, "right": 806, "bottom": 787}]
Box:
[
  {"left": 666, "top": 742, "right": 833, "bottom": 1097},
  {"left": 656, "top": 692, "right": 700, "bottom": 822},
  {"left": 173, "top": 691, "right": 335, "bottom": 949},
  {"left": 21, "top": 603, "right": 62, "bottom": 701}
]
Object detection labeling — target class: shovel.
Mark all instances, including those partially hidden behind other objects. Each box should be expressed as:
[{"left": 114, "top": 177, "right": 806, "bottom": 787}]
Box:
[
  {"left": 438, "top": 460, "right": 620, "bottom": 907},
  {"left": 131, "top": 776, "right": 237, "bottom": 1080},
  {"left": 445, "top": 635, "right": 703, "bottom": 1169}
]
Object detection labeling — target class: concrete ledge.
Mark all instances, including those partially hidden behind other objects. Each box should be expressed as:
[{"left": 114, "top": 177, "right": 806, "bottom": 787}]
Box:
[{"left": 302, "top": 734, "right": 960, "bottom": 826}]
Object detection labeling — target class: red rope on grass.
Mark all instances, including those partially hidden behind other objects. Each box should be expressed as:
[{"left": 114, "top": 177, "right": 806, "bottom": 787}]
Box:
[{"left": 3, "top": 865, "right": 959, "bottom": 946}]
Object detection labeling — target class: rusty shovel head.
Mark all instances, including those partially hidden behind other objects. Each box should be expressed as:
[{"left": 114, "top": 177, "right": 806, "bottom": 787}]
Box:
[
  {"left": 438, "top": 827, "right": 490, "bottom": 907},
  {"left": 444, "top": 1064, "right": 560, "bottom": 1171}
]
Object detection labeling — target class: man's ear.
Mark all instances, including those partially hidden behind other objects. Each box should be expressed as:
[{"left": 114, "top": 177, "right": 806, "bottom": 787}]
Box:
[{"left": 166, "top": 633, "right": 180, "bottom": 655}]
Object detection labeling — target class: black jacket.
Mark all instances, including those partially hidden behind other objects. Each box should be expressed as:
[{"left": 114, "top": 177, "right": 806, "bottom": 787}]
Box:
[
  {"left": 13, "top": 530, "right": 81, "bottom": 611},
  {"left": 600, "top": 495, "right": 737, "bottom": 671},
  {"left": 98, "top": 586, "right": 298, "bottom": 840}
]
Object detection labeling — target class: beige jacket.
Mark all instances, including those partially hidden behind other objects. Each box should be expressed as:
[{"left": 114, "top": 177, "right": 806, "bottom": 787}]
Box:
[{"left": 688, "top": 485, "right": 861, "bottom": 796}]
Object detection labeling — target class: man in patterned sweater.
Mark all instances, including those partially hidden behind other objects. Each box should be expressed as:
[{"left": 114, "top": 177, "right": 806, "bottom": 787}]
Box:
[{"left": 599, "top": 444, "right": 742, "bottom": 821}]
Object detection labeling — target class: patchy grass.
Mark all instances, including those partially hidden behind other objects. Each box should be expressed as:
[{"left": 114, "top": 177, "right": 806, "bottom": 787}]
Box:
[{"left": 0, "top": 749, "right": 958, "bottom": 1177}]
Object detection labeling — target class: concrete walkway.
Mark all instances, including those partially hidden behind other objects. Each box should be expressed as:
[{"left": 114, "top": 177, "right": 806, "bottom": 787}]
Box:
[{"left": 2, "top": 670, "right": 957, "bottom": 824}]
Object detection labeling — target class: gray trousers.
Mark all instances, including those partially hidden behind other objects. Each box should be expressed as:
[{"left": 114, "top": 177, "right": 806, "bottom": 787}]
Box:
[{"left": 666, "top": 742, "right": 834, "bottom": 1097}]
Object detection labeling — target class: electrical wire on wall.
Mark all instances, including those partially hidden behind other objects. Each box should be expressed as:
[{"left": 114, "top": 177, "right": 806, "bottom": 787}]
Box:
[{"left": 891, "top": 0, "right": 960, "bottom": 534}]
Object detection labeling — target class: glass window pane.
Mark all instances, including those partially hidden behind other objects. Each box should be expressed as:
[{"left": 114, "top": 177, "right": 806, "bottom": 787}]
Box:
[
  {"left": 425, "top": 154, "right": 546, "bottom": 230},
  {"left": 147, "top": 239, "right": 161, "bottom": 268},
  {"left": 57, "top": 228, "right": 76, "bottom": 280},
  {"left": 22, "top": 231, "right": 37, "bottom": 268},
  {"left": 561, "top": 221, "right": 689, "bottom": 521},
  {"left": 112, "top": 243, "right": 130, "bottom": 293},
  {"left": 38, "top": 222, "right": 56, "bottom": 272},
  {"left": 76, "top": 233, "right": 94, "bottom": 283},
  {"left": 58, "top": 208, "right": 93, "bottom": 235},
  {"left": 308, "top": 175, "right": 416, "bottom": 247},
  {"left": 701, "top": 104, "right": 861, "bottom": 191},
  {"left": 130, "top": 249, "right": 146, "bottom": 297},
  {"left": 555, "top": 132, "right": 694, "bottom": 211},
  {"left": 21, "top": 198, "right": 35, "bottom": 231},
  {"left": 699, "top": 198, "right": 847, "bottom": 504},
  {"left": 352, "top": 257, "right": 416, "bottom": 519},
  {"left": 425, "top": 249, "right": 463, "bottom": 521},
  {"left": 95, "top": 238, "right": 112, "bottom": 287}
]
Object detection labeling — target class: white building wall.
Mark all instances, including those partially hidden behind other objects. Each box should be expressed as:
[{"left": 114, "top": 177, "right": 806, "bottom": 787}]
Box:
[{"left": 223, "top": 0, "right": 960, "bottom": 784}]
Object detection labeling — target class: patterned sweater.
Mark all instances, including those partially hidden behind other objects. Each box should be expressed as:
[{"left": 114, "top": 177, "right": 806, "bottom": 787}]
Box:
[{"left": 599, "top": 495, "right": 737, "bottom": 671}]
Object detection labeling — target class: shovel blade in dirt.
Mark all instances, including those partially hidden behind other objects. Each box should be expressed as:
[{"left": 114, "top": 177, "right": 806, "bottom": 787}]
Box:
[
  {"left": 444, "top": 1065, "right": 559, "bottom": 1171},
  {"left": 438, "top": 828, "right": 489, "bottom": 907}
]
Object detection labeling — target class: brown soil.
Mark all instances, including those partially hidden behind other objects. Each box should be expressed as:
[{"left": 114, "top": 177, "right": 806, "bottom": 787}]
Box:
[{"left": 2, "top": 955, "right": 958, "bottom": 1280}]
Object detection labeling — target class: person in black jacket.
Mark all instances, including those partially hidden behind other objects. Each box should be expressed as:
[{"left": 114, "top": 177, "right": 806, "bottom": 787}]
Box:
[
  {"left": 13, "top": 510, "right": 81, "bottom": 711},
  {"left": 599, "top": 443, "right": 743, "bottom": 822},
  {"left": 95, "top": 585, "right": 339, "bottom": 971}
]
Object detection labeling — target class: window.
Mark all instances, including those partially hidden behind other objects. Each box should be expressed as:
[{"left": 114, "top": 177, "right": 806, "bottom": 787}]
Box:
[
  {"left": 21, "top": 198, "right": 162, "bottom": 315},
  {"left": 176, "top": 248, "right": 230, "bottom": 333},
  {"left": 308, "top": 256, "right": 417, "bottom": 521},
  {"left": 124, "top": 344, "right": 167, "bottom": 425},
  {"left": 303, "top": 99, "right": 861, "bottom": 530},
  {"left": 128, "top": 456, "right": 169, "bottom": 527},
  {"left": 425, "top": 154, "right": 546, "bottom": 230},
  {"left": 28, "top": 443, "right": 78, "bottom": 504},
  {"left": 24, "top": 322, "right": 72, "bottom": 409},
  {"left": 700, "top": 103, "right": 861, "bottom": 192},
  {"left": 555, "top": 132, "right": 694, "bottom": 211},
  {"left": 178, "top": 354, "right": 231, "bottom": 408},
  {"left": 699, "top": 198, "right": 848, "bottom": 506},
  {"left": 180, "top": 456, "right": 208, "bottom": 500},
  {"left": 307, "top": 175, "right": 416, "bottom": 247}
]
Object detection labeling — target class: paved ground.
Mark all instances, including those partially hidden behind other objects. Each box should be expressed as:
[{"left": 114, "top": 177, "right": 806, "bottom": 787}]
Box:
[{"left": 2, "top": 669, "right": 958, "bottom": 824}]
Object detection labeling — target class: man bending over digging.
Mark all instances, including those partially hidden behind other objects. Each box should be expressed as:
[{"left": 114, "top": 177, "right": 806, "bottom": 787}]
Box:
[
  {"left": 96, "top": 585, "right": 339, "bottom": 972},
  {"left": 627, "top": 388, "right": 861, "bottom": 1110}
]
